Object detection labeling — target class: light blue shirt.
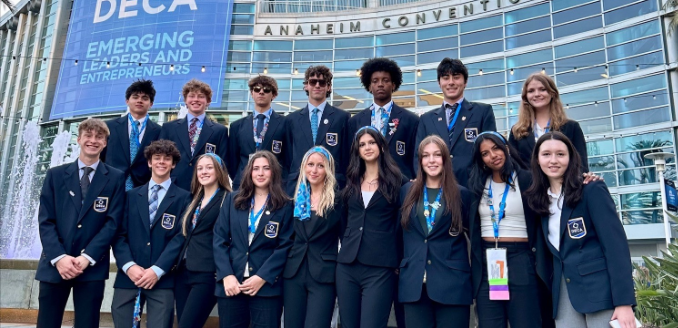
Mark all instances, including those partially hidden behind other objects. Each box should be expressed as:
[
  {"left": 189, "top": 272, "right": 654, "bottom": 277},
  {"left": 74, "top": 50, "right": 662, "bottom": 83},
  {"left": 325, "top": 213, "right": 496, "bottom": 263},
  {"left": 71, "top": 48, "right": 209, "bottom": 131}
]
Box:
[
  {"left": 307, "top": 101, "right": 327, "bottom": 123},
  {"left": 370, "top": 101, "right": 394, "bottom": 132},
  {"left": 252, "top": 108, "right": 273, "bottom": 125},
  {"left": 186, "top": 112, "right": 206, "bottom": 131},
  {"left": 443, "top": 97, "right": 464, "bottom": 126},
  {"left": 127, "top": 114, "right": 147, "bottom": 141}
]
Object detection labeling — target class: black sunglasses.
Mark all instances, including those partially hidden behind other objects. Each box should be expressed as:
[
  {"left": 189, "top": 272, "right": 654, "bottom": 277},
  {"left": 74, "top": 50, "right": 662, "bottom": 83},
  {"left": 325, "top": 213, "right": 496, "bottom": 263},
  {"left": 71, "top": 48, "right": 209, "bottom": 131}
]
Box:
[
  {"left": 253, "top": 86, "right": 272, "bottom": 94},
  {"left": 304, "top": 79, "right": 328, "bottom": 87}
]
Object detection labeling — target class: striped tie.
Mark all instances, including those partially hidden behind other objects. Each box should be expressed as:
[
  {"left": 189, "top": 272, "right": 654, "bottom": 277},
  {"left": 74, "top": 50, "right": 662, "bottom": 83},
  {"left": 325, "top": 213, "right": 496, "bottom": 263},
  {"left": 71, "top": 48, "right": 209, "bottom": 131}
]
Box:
[
  {"left": 188, "top": 118, "right": 199, "bottom": 155},
  {"left": 126, "top": 120, "right": 140, "bottom": 191},
  {"left": 148, "top": 184, "right": 161, "bottom": 226},
  {"left": 446, "top": 103, "right": 458, "bottom": 144},
  {"left": 311, "top": 108, "right": 319, "bottom": 144}
]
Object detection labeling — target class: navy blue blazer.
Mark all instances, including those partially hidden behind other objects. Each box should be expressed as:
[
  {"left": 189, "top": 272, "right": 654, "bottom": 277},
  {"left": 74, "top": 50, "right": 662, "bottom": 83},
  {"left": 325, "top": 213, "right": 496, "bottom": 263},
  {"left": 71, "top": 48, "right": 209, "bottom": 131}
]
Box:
[
  {"left": 112, "top": 182, "right": 191, "bottom": 289},
  {"left": 347, "top": 104, "right": 419, "bottom": 179},
  {"left": 415, "top": 99, "right": 496, "bottom": 187},
  {"left": 283, "top": 199, "right": 342, "bottom": 284},
  {"left": 213, "top": 194, "right": 294, "bottom": 297},
  {"left": 398, "top": 183, "right": 473, "bottom": 305},
  {"left": 227, "top": 111, "right": 287, "bottom": 190},
  {"left": 158, "top": 117, "right": 229, "bottom": 191},
  {"left": 284, "top": 105, "right": 350, "bottom": 195},
  {"left": 101, "top": 116, "right": 161, "bottom": 188},
  {"left": 509, "top": 120, "right": 589, "bottom": 173},
  {"left": 542, "top": 181, "right": 635, "bottom": 317},
  {"left": 36, "top": 161, "right": 125, "bottom": 283},
  {"left": 469, "top": 170, "right": 551, "bottom": 297}
]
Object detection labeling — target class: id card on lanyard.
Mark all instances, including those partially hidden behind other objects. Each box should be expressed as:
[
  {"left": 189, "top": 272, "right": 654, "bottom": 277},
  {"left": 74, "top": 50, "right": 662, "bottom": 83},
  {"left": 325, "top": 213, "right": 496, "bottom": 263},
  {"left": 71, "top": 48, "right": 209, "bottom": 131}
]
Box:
[{"left": 486, "top": 176, "right": 511, "bottom": 300}]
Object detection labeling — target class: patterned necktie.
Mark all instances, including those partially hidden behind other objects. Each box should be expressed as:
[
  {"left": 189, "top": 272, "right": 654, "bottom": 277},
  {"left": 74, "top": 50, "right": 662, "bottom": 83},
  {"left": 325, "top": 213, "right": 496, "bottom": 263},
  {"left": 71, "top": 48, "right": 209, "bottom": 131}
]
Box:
[
  {"left": 380, "top": 107, "right": 389, "bottom": 136},
  {"left": 148, "top": 184, "right": 162, "bottom": 226},
  {"left": 126, "top": 120, "right": 140, "bottom": 191},
  {"left": 311, "top": 108, "right": 319, "bottom": 144},
  {"left": 446, "top": 103, "right": 459, "bottom": 144},
  {"left": 188, "top": 118, "right": 199, "bottom": 155},
  {"left": 80, "top": 167, "right": 94, "bottom": 202},
  {"left": 256, "top": 114, "right": 266, "bottom": 143}
]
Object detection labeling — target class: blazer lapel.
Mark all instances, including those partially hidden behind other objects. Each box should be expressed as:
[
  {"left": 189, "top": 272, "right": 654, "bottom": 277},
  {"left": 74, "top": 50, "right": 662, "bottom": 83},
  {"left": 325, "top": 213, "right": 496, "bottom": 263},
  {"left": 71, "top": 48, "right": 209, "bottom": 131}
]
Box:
[
  {"left": 136, "top": 186, "right": 151, "bottom": 234},
  {"left": 150, "top": 186, "right": 177, "bottom": 230},
  {"left": 526, "top": 127, "right": 537, "bottom": 150},
  {"left": 316, "top": 106, "right": 335, "bottom": 145},
  {"left": 64, "top": 162, "right": 82, "bottom": 210},
  {"left": 262, "top": 112, "right": 283, "bottom": 151},
  {"left": 175, "top": 118, "right": 192, "bottom": 156},
  {"left": 559, "top": 202, "right": 574, "bottom": 240},
  {"left": 449, "top": 100, "right": 475, "bottom": 149},
  {"left": 239, "top": 208, "right": 250, "bottom": 241},
  {"left": 432, "top": 106, "right": 452, "bottom": 150},
  {"left": 365, "top": 190, "right": 384, "bottom": 210},
  {"left": 298, "top": 107, "right": 314, "bottom": 148},
  {"left": 408, "top": 207, "right": 427, "bottom": 236},
  {"left": 358, "top": 107, "right": 371, "bottom": 129},
  {"left": 252, "top": 209, "right": 273, "bottom": 242},
  {"left": 385, "top": 105, "right": 401, "bottom": 144},
  {"left": 542, "top": 215, "right": 561, "bottom": 259},
  {"left": 194, "top": 119, "right": 215, "bottom": 157},
  {"left": 79, "top": 164, "right": 110, "bottom": 222},
  {"left": 115, "top": 116, "right": 132, "bottom": 165}
]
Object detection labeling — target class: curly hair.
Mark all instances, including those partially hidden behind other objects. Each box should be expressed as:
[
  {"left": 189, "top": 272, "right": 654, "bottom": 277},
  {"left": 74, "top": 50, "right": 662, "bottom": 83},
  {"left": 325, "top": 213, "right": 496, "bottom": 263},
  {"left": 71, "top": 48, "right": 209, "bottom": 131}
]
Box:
[
  {"left": 143, "top": 139, "right": 181, "bottom": 164},
  {"left": 248, "top": 75, "right": 279, "bottom": 97},
  {"left": 182, "top": 79, "right": 213, "bottom": 102},
  {"left": 125, "top": 79, "right": 156, "bottom": 103},
  {"left": 359, "top": 57, "right": 402, "bottom": 92}
]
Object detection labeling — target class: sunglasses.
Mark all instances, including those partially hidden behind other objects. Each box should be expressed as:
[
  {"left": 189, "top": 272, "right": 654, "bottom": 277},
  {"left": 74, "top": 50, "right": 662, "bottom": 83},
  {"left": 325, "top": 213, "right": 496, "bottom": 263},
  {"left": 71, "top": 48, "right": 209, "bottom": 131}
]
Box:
[
  {"left": 304, "top": 79, "right": 328, "bottom": 87},
  {"left": 252, "top": 86, "right": 272, "bottom": 94}
]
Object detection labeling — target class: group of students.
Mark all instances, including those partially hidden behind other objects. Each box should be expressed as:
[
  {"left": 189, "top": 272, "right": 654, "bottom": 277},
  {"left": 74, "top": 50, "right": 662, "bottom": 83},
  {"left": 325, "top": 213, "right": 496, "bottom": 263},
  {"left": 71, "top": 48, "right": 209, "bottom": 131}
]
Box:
[{"left": 35, "top": 56, "right": 638, "bottom": 328}]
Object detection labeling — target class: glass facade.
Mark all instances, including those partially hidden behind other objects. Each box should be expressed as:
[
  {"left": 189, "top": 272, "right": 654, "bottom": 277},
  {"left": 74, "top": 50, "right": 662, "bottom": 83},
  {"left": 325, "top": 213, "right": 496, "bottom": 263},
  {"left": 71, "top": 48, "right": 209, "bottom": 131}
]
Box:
[{"left": 0, "top": 0, "right": 677, "bottom": 244}]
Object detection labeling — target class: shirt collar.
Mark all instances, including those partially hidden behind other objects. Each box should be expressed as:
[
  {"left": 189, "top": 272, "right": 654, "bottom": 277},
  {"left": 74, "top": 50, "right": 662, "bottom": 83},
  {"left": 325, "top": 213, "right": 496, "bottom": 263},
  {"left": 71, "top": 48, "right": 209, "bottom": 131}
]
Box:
[
  {"left": 186, "top": 112, "right": 206, "bottom": 123},
  {"left": 308, "top": 101, "right": 327, "bottom": 113},
  {"left": 253, "top": 108, "right": 273, "bottom": 120},
  {"left": 371, "top": 101, "right": 393, "bottom": 113},
  {"left": 77, "top": 158, "right": 100, "bottom": 172},
  {"left": 128, "top": 113, "right": 147, "bottom": 125},
  {"left": 547, "top": 187, "right": 561, "bottom": 199},
  {"left": 443, "top": 98, "right": 464, "bottom": 109},
  {"left": 149, "top": 177, "right": 172, "bottom": 192}
]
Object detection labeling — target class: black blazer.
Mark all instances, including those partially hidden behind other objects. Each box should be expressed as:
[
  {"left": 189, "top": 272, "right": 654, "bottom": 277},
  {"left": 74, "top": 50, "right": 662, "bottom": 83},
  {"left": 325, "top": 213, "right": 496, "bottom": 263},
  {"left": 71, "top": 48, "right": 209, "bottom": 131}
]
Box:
[
  {"left": 338, "top": 186, "right": 404, "bottom": 269},
  {"left": 228, "top": 111, "right": 287, "bottom": 190},
  {"left": 284, "top": 105, "right": 350, "bottom": 195},
  {"left": 469, "top": 169, "right": 551, "bottom": 297},
  {"left": 508, "top": 120, "right": 588, "bottom": 172},
  {"left": 347, "top": 104, "right": 419, "bottom": 179},
  {"left": 398, "top": 183, "right": 473, "bottom": 305},
  {"left": 112, "top": 182, "right": 191, "bottom": 289},
  {"left": 36, "top": 161, "right": 125, "bottom": 283},
  {"left": 213, "top": 194, "right": 294, "bottom": 297},
  {"left": 159, "top": 117, "right": 229, "bottom": 191},
  {"left": 101, "top": 116, "right": 161, "bottom": 188},
  {"left": 283, "top": 199, "right": 343, "bottom": 283},
  {"left": 541, "top": 181, "right": 635, "bottom": 317},
  {"left": 174, "top": 189, "right": 228, "bottom": 273},
  {"left": 415, "top": 99, "right": 496, "bottom": 187}
]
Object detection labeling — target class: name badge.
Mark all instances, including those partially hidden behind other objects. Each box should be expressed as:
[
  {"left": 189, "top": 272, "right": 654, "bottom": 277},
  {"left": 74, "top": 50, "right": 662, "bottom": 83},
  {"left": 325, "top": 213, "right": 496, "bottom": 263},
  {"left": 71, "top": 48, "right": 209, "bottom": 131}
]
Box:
[
  {"left": 161, "top": 214, "right": 176, "bottom": 230},
  {"left": 396, "top": 141, "right": 406, "bottom": 156},
  {"left": 464, "top": 128, "right": 479, "bottom": 142},
  {"left": 93, "top": 197, "right": 109, "bottom": 213},
  {"left": 486, "top": 248, "right": 510, "bottom": 300},
  {"left": 265, "top": 221, "right": 279, "bottom": 238},
  {"left": 326, "top": 133, "right": 338, "bottom": 147},
  {"left": 272, "top": 140, "right": 282, "bottom": 154},
  {"left": 205, "top": 143, "right": 216, "bottom": 154},
  {"left": 567, "top": 217, "right": 587, "bottom": 239}
]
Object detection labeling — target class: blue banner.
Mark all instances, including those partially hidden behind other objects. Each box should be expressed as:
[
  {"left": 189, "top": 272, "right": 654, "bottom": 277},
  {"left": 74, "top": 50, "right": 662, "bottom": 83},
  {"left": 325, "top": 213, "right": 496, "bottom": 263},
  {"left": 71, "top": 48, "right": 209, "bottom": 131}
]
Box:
[
  {"left": 50, "top": 0, "right": 234, "bottom": 119},
  {"left": 665, "top": 179, "right": 677, "bottom": 212}
]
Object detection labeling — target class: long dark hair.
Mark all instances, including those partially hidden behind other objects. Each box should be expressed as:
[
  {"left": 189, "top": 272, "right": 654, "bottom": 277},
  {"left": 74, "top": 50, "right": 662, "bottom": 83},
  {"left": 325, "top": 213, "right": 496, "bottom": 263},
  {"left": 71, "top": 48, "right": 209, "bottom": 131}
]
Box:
[
  {"left": 343, "top": 127, "right": 401, "bottom": 204},
  {"left": 525, "top": 131, "right": 583, "bottom": 217},
  {"left": 401, "top": 136, "right": 462, "bottom": 233},
  {"left": 468, "top": 132, "right": 525, "bottom": 197},
  {"left": 234, "top": 151, "right": 289, "bottom": 211}
]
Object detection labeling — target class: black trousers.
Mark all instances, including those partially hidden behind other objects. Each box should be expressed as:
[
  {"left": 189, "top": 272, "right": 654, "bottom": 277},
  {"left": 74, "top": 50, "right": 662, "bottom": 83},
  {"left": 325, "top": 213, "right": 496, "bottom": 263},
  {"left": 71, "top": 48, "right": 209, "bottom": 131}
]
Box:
[
  {"left": 476, "top": 241, "right": 541, "bottom": 328},
  {"left": 111, "top": 287, "right": 174, "bottom": 328},
  {"left": 174, "top": 264, "right": 217, "bottom": 328},
  {"left": 403, "top": 284, "right": 470, "bottom": 328},
  {"left": 37, "top": 280, "right": 105, "bottom": 328},
  {"left": 283, "top": 259, "right": 336, "bottom": 328},
  {"left": 217, "top": 293, "right": 283, "bottom": 328},
  {"left": 336, "top": 261, "right": 396, "bottom": 328}
]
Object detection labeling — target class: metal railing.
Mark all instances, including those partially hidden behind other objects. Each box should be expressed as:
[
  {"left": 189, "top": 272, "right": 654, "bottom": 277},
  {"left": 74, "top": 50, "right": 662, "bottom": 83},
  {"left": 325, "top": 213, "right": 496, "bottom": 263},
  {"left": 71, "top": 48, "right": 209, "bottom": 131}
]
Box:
[{"left": 258, "top": 0, "right": 424, "bottom": 14}]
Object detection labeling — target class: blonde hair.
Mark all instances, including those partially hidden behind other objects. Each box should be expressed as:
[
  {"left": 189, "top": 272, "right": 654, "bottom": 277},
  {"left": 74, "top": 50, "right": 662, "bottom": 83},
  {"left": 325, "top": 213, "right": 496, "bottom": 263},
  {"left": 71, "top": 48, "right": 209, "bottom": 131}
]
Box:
[
  {"left": 78, "top": 118, "right": 110, "bottom": 138},
  {"left": 511, "top": 73, "right": 568, "bottom": 140},
  {"left": 294, "top": 147, "right": 336, "bottom": 217},
  {"left": 181, "top": 154, "right": 231, "bottom": 236}
]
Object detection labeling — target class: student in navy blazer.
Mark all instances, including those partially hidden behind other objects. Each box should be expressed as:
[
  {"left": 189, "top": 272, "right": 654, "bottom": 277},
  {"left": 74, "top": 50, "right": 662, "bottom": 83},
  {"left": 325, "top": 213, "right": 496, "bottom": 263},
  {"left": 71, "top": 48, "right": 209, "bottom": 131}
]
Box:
[
  {"left": 398, "top": 135, "right": 473, "bottom": 328},
  {"left": 159, "top": 79, "right": 229, "bottom": 191},
  {"left": 36, "top": 119, "right": 125, "bottom": 328},
  {"left": 336, "top": 127, "right": 405, "bottom": 328},
  {"left": 526, "top": 132, "right": 636, "bottom": 328},
  {"left": 283, "top": 147, "right": 343, "bottom": 328},
  {"left": 228, "top": 76, "right": 287, "bottom": 191},
  {"left": 347, "top": 58, "right": 419, "bottom": 180},
  {"left": 172, "top": 153, "right": 231, "bottom": 328},
  {"left": 285, "top": 65, "right": 350, "bottom": 195},
  {"left": 111, "top": 140, "right": 191, "bottom": 328},
  {"left": 101, "top": 80, "right": 161, "bottom": 190},
  {"left": 214, "top": 151, "right": 293, "bottom": 328},
  {"left": 509, "top": 74, "right": 588, "bottom": 172},
  {"left": 414, "top": 58, "right": 497, "bottom": 187}
]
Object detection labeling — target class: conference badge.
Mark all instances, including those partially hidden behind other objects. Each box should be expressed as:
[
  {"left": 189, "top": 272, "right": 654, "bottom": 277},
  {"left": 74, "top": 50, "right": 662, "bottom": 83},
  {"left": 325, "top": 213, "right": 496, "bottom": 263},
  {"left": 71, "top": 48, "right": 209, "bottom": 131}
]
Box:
[
  {"left": 326, "top": 133, "right": 338, "bottom": 147},
  {"left": 93, "top": 197, "right": 109, "bottom": 213},
  {"left": 567, "top": 217, "right": 587, "bottom": 239},
  {"left": 265, "top": 221, "right": 279, "bottom": 238},
  {"left": 161, "top": 214, "right": 176, "bottom": 230}
]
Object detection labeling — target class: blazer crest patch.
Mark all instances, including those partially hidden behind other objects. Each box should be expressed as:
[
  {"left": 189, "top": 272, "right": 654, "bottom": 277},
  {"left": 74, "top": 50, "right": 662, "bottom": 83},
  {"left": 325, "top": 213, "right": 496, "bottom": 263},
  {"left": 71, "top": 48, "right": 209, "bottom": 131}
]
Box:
[{"left": 93, "top": 197, "right": 109, "bottom": 213}]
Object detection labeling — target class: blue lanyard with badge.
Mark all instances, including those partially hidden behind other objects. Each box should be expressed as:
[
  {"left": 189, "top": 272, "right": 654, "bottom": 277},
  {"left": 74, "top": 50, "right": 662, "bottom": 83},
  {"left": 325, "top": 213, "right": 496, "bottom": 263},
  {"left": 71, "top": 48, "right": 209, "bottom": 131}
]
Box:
[
  {"left": 252, "top": 111, "right": 271, "bottom": 151},
  {"left": 447, "top": 103, "right": 462, "bottom": 134},
  {"left": 423, "top": 188, "right": 442, "bottom": 233},
  {"left": 128, "top": 114, "right": 149, "bottom": 144},
  {"left": 486, "top": 176, "right": 512, "bottom": 300},
  {"left": 191, "top": 188, "right": 220, "bottom": 229},
  {"left": 533, "top": 119, "right": 550, "bottom": 140},
  {"left": 249, "top": 195, "right": 270, "bottom": 234}
]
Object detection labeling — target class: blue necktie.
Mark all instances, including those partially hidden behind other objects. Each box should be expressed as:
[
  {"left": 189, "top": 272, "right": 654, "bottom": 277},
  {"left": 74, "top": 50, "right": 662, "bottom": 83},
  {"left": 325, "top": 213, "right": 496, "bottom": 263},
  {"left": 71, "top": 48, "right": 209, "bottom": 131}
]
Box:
[
  {"left": 446, "top": 103, "right": 458, "bottom": 144},
  {"left": 149, "top": 184, "right": 161, "bottom": 226},
  {"left": 311, "top": 108, "right": 319, "bottom": 144},
  {"left": 126, "top": 120, "right": 140, "bottom": 191},
  {"left": 380, "top": 107, "right": 389, "bottom": 136}
]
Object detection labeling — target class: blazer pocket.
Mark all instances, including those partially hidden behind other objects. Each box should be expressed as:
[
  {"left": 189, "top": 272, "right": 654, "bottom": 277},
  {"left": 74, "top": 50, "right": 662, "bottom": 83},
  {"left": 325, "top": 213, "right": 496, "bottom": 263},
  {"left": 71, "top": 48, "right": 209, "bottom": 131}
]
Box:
[
  {"left": 445, "top": 259, "right": 470, "bottom": 272},
  {"left": 321, "top": 253, "right": 337, "bottom": 261},
  {"left": 578, "top": 258, "right": 612, "bottom": 303}
]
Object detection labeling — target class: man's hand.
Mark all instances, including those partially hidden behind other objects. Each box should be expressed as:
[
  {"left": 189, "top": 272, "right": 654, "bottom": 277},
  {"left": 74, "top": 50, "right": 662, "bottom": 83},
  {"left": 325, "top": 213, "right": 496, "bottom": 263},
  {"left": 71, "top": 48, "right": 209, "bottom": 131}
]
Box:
[
  {"left": 74, "top": 256, "right": 91, "bottom": 271},
  {"left": 223, "top": 275, "right": 241, "bottom": 297},
  {"left": 239, "top": 275, "right": 266, "bottom": 297},
  {"left": 582, "top": 172, "right": 603, "bottom": 184},
  {"left": 55, "top": 255, "right": 83, "bottom": 280},
  {"left": 126, "top": 265, "right": 145, "bottom": 283},
  {"left": 135, "top": 269, "right": 159, "bottom": 289}
]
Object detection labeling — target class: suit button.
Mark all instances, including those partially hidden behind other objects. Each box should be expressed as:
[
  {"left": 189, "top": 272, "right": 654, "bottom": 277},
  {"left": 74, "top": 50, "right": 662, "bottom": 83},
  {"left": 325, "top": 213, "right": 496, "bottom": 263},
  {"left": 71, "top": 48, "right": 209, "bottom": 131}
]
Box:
[
  {"left": 147, "top": 242, "right": 151, "bottom": 246},
  {"left": 424, "top": 239, "right": 427, "bottom": 243},
  {"left": 566, "top": 278, "right": 571, "bottom": 283},
  {"left": 359, "top": 227, "right": 363, "bottom": 231},
  {"left": 450, "top": 155, "right": 454, "bottom": 158},
  {"left": 249, "top": 267, "right": 253, "bottom": 271},
  {"left": 189, "top": 163, "right": 193, "bottom": 167},
  {"left": 532, "top": 247, "right": 536, "bottom": 252},
  {"left": 77, "top": 225, "right": 82, "bottom": 229},
  {"left": 246, "top": 252, "right": 249, "bottom": 256},
  {"left": 427, "top": 260, "right": 431, "bottom": 265}
]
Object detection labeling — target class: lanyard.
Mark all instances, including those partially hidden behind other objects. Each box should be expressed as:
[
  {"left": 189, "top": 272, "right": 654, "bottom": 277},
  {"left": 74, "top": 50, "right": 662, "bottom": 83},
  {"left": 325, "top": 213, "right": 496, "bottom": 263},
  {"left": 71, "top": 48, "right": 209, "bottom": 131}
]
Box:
[
  {"left": 192, "top": 188, "right": 220, "bottom": 228},
  {"left": 447, "top": 103, "right": 462, "bottom": 133},
  {"left": 252, "top": 109, "right": 272, "bottom": 150},
  {"left": 249, "top": 194, "right": 270, "bottom": 234},
  {"left": 370, "top": 102, "right": 392, "bottom": 135},
  {"left": 488, "top": 176, "right": 511, "bottom": 248},
  {"left": 533, "top": 119, "right": 550, "bottom": 140},
  {"left": 128, "top": 114, "right": 149, "bottom": 145},
  {"left": 423, "top": 188, "right": 442, "bottom": 233},
  {"left": 189, "top": 116, "right": 205, "bottom": 146}
]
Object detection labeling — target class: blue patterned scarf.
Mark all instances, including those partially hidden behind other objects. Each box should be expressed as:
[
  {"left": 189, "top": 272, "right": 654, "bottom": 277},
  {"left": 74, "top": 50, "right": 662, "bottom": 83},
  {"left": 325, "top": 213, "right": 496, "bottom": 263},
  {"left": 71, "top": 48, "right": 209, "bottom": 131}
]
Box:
[{"left": 293, "top": 146, "right": 332, "bottom": 221}]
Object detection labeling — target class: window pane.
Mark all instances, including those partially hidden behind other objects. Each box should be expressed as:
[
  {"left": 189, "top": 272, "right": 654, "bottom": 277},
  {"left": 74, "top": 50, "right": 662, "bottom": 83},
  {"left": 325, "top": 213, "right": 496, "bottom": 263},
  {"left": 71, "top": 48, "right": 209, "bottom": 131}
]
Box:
[
  {"left": 615, "top": 131, "right": 673, "bottom": 150},
  {"left": 233, "top": 3, "right": 255, "bottom": 13},
  {"left": 252, "top": 63, "right": 291, "bottom": 74},
  {"left": 293, "top": 50, "right": 333, "bottom": 62},
  {"left": 507, "top": 49, "right": 552, "bottom": 68},
  {"left": 555, "top": 36, "right": 604, "bottom": 58},
  {"left": 552, "top": 0, "right": 595, "bottom": 11},
  {"left": 231, "top": 14, "right": 254, "bottom": 25},
  {"left": 418, "top": 36, "right": 457, "bottom": 52},
  {"left": 335, "top": 48, "right": 373, "bottom": 60},
  {"left": 567, "top": 101, "right": 610, "bottom": 120},
  {"left": 226, "top": 62, "right": 251, "bottom": 73},
  {"left": 334, "top": 60, "right": 365, "bottom": 71},
  {"left": 336, "top": 36, "right": 374, "bottom": 48},
  {"left": 604, "top": 0, "right": 647, "bottom": 10},
  {"left": 556, "top": 51, "right": 606, "bottom": 72},
  {"left": 392, "top": 55, "right": 415, "bottom": 67},
  {"left": 589, "top": 155, "right": 616, "bottom": 172},
  {"left": 562, "top": 87, "right": 608, "bottom": 105},
  {"left": 295, "top": 39, "right": 333, "bottom": 50},
  {"left": 230, "top": 25, "right": 253, "bottom": 35},
  {"left": 556, "top": 66, "right": 607, "bottom": 87},
  {"left": 587, "top": 139, "right": 615, "bottom": 156},
  {"left": 252, "top": 52, "right": 292, "bottom": 62},
  {"left": 467, "top": 72, "right": 505, "bottom": 88},
  {"left": 376, "top": 43, "right": 415, "bottom": 57},
  {"left": 606, "top": 21, "right": 659, "bottom": 46},
  {"left": 613, "top": 106, "right": 670, "bottom": 129},
  {"left": 460, "top": 41, "right": 503, "bottom": 57},
  {"left": 553, "top": 2, "right": 601, "bottom": 25},
  {"left": 507, "top": 64, "right": 553, "bottom": 82},
  {"left": 579, "top": 117, "right": 612, "bottom": 134},
  {"left": 227, "top": 52, "right": 250, "bottom": 62},
  {"left": 611, "top": 74, "right": 665, "bottom": 97},
  {"left": 465, "top": 85, "right": 505, "bottom": 99},
  {"left": 506, "top": 30, "right": 552, "bottom": 50},
  {"left": 229, "top": 40, "right": 252, "bottom": 51},
  {"left": 418, "top": 25, "right": 458, "bottom": 39},
  {"left": 605, "top": 0, "right": 658, "bottom": 25},
  {"left": 376, "top": 32, "right": 415, "bottom": 45},
  {"left": 506, "top": 16, "right": 551, "bottom": 36},
  {"left": 254, "top": 40, "right": 293, "bottom": 51},
  {"left": 609, "top": 52, "right": 663, "bottom": 76},
  {"left": 460, "top": 28, "right": 503, "bottom": 45},
  {"left": 554, "top": 16, "right": 603, "bottom": 39},
  {"left": 460, "top": 15, "right": 502, "bottom": 33},
  {"left": 611, "top": 92, "right": 668, "bottom": 114},
  {"left": 417, "top": 49, "right": 458, "bottom": 64},
  {"left": 607, "top": 35, "right": 662, "bottom": 61},
  {"left": 622, "top": 209, "right": 662, "bottom": 224},
  {"left": 466, "top": 59, "right": 505, "bottom": 74},
  {"left": 505, "top": 3, "right": 550, "bottom": 23}
]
